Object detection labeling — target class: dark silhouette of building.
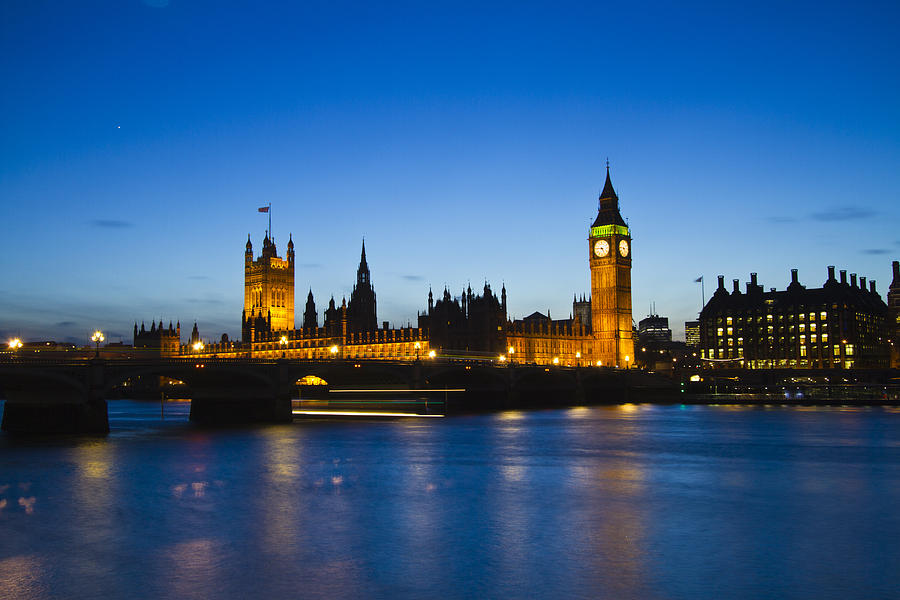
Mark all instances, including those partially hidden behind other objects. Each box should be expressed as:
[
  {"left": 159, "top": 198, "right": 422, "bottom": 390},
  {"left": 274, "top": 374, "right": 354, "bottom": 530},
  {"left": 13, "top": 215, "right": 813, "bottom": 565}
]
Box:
[
  {"left": 889, "top": 260, "right": 900, "bottom": 368},
  {"left": 638, "top": 314, "right": 672, "bottom": 344},
  {"left": 303, "top": 290, "right": 317, "bottom": 329},
  {"left": 133, "top": 320, "right": 180, "bottom": 355},
  {"left": 699, "top": 267, "right": 889, "bottom": 369},
  {"left": 348, "top": 241, "right": 378, "bottom": 334}
]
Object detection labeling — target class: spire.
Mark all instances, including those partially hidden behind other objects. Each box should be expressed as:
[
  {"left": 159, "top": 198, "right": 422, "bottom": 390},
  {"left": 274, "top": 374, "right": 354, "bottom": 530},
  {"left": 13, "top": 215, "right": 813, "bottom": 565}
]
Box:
[
  {"left": 592, "top": 163, "right": 627, "bottom": 228},
  {"left": 599, "top": 162, "right": 618, "bottom": 202}
]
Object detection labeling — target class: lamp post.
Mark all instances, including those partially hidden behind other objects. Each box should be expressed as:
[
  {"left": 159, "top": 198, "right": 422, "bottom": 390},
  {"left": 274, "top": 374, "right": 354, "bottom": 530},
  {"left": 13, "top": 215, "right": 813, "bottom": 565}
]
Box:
[
  {"left": 192, "top": 341, "right": 204, "bottom": 353},
  {"left": 508, "top": 346, "right": 515, "bottom": 366},
  {"left": 8, "top": 338, "right": 23, "bottom": 351},
  {"left": 280, "top": 335, "right": 288, "bottom": 358},
  {"left": 91, "top": 330, "right": 104, "bottom": 358},
  {"left": 625, "top": 355, "right": 630, "bottom": 370},
  {"left": 428, "top": 350, "right": 436, "bottom": 359},
  {"left": 330, "top": 345, "right": 339, "bottom": 359},
  {"left": 414, "top": 341, "right": 421, "bottom": 361}
]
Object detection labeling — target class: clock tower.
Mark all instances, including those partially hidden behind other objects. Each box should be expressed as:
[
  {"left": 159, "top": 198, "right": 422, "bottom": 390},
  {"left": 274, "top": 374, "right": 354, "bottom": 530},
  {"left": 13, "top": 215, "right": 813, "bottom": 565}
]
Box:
[{"left": 588, "top": 166, "right": 634, "bottom": 367}]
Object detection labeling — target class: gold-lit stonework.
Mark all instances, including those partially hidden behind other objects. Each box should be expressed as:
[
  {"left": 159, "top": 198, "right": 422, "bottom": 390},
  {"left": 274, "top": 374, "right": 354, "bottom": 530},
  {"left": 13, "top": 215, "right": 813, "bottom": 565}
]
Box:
[{"left": 589, "top": 167, "right": 634, "bottom": 368}]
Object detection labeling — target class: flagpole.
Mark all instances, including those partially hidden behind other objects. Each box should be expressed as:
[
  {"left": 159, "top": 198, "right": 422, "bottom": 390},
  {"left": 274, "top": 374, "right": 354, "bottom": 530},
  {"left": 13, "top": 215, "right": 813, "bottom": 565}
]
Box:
[
  {"left": 268, "top": 203, "right": 272, "bottom": 239},
  {"left": 701, "top": 276, "right": 705, "bottom": 311}
]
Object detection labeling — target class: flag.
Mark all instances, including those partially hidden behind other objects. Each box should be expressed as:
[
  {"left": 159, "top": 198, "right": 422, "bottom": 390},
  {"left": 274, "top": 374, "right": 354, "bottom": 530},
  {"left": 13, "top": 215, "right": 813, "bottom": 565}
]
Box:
[
  {"left": 694, "top": 276, "right": 703, "bottom": 283},
  {"left": 258, "top": 206, "right": 270, "bottom": 213}
]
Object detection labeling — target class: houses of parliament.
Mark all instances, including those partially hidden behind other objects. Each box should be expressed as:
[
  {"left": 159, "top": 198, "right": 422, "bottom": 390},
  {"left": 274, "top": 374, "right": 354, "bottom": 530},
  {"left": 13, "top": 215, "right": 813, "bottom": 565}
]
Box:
[{"left": 180, "top": 168, "right": 635, "bottom": 366}]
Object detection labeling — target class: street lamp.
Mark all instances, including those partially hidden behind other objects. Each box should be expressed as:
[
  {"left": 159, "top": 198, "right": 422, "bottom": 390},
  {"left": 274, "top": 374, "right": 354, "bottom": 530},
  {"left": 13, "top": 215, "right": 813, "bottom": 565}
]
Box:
[
  {"left": 499, "top": 354, "right": 506, "bottom": 363},
  {"left": 625, "top": 355, "right": 630, "bottom": 369},
  {"left": 8, "top": 338, "right": 23, "bottom": 351},
  {"left": 428, "top": 350, "right": 436, "bottom": 359},
  {"left": 192, "top": 341, "right": 204, "bottom": 352},
  {"left": 91, "top": 330, "right": 104, "bottom": 358},
  {"left": 280, "top": 335, "right": 288, "bottom": 358},
  {"left": 415, "top": 341, "right": 421, "bottom": 360},
  {"left": 508, "top": 346, "right": 515, "bottom": 365},
  {"left": 330, "top": 345, "right": 339, "bottom": 359}
]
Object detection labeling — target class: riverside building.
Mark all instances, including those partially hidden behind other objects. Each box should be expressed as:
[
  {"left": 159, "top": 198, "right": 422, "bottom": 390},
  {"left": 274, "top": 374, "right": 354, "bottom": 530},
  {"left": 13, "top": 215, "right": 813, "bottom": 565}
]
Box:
[{"left": 699, "top": 267, "right": 890, "bottom": 369}]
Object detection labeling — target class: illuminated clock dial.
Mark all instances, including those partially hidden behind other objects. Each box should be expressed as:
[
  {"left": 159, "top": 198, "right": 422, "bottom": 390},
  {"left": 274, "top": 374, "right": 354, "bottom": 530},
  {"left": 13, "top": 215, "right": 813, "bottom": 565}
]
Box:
[
  {"left": 593, "top": 239, "right": 610, "bottom": 257},
  {"left": 619, "top": 239, "right": 629, "bottom": 257}
]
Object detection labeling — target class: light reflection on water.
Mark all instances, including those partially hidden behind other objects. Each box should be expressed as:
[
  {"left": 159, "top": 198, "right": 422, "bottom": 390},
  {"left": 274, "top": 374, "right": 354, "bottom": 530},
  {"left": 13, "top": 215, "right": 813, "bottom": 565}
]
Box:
[{"left": 0, "top": 400, "right": 898, "bottom": 599}]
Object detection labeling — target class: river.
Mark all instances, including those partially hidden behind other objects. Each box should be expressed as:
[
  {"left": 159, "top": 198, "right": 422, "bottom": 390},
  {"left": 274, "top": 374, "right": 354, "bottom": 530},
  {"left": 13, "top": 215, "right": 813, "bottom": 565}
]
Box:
[{"left": 1, "top": 400, "right": 898, "bottom": 599}]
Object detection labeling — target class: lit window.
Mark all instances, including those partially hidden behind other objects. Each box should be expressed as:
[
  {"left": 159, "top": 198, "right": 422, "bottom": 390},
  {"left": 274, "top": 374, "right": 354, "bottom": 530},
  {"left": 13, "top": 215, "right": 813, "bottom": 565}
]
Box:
[
  {"left": 799, "top": 313, "right": 805, "bottom": 321},
  {"left": 833, "top": 345, "right": 840, "bottom": 357},
  {"left": 822, "top": 333, "right": 828, "bottom": 343},
  {"left": 846, "top": 345, "right": 854, "bottom": 356},
  {"left": 811, "top": 334, "right": 817, "bottom": 343},
  {"left": 726, "top": 317, "right": 733, "bottom": 325},
  {"left": 727, "top": 327, "right": 733, "bottom": 335}
]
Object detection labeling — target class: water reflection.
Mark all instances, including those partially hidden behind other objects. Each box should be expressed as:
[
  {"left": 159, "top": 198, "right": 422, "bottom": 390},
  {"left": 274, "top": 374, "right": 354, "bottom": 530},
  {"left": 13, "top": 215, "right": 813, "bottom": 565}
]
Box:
[{"left": 0, "top": 555, "right": 45, "bottom": 599}]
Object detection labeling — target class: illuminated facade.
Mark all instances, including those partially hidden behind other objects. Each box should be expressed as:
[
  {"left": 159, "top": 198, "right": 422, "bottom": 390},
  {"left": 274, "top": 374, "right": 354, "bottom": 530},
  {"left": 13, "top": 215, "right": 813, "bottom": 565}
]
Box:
[
  {"left": 699, "top": 267, "right": 890, "bottom": 369},
  {"left": 185, "top": 171, "right": 635, "bottom": 367},
  {"left": 588, "top": 167, "right": 634, "bottom": 367},
  {"left": 242, "top": 232, "right": 295, "bottom": 340}
]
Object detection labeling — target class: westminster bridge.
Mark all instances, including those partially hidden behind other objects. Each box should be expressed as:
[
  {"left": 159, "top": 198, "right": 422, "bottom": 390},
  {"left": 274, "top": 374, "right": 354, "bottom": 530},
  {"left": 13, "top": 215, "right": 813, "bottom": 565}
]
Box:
[{"left": 0, "top": 357, "right": 673, "bottom": 434}]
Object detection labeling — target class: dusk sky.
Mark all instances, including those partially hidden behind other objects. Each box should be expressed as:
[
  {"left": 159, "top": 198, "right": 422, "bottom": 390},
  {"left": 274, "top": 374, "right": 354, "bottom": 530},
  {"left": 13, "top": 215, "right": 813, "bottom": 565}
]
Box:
[{"left": 2, "top": 0, "right": 899, "bottom": 345}]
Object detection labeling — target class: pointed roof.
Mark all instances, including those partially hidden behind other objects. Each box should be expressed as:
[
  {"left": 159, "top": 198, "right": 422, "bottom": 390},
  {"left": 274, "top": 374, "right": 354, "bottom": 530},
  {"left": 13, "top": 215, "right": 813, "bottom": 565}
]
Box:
[
  {"left": 599, "top": 166, "right": 618, "bottom": 201},
  {"left": 591, "top": 165, "right": 627, "bottom": 228},
  {"left": 360, "top": 239, "right": 368, "bottom": 267}
]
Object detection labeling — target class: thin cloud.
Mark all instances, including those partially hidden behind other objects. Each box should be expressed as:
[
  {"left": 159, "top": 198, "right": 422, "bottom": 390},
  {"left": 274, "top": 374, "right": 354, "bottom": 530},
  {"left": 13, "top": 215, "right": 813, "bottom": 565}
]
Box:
[
  {"left": 862, "top": 249, "right": 890, "bottom": 255},
  {"left": 402, "top": 275, "right": 425, "bottom": 281},
  {"left": 765, "top": 216, "right": 797, "bottom": 224},
  {"left": 810, "top": 207, "right": 876, "bottom": 222},
  {"left": 55, "top": 321, "right": 76, "bottom": 327},
  {"left": 90, "top": 219, "right": 135, "bottom": 229}
]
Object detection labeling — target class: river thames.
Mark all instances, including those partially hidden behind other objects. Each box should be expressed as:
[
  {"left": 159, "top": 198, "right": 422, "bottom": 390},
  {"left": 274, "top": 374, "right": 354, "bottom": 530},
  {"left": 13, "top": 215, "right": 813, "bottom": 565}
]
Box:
[{"left": 1, "top": 401, "right": 898, "bottom": 599}]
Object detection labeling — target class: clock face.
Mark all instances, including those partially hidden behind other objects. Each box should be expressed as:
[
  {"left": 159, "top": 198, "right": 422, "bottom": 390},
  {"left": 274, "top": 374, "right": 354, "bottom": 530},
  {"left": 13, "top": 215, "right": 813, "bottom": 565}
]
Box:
[
  {"left": 593, "top": 239, "right": 610, "bottom": 257},
  {"left": 619, "top": 239, "right": 629, "bottom": 257}
]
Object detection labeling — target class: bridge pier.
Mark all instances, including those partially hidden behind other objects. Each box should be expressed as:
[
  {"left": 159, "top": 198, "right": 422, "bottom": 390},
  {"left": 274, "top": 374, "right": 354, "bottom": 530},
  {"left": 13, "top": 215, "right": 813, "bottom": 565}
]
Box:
[
  {"left": 1, "top": 359, "right": 110, "bottom": 435},
  {"left": 188, "top": 360, "right": 293, "bottom": 425}
]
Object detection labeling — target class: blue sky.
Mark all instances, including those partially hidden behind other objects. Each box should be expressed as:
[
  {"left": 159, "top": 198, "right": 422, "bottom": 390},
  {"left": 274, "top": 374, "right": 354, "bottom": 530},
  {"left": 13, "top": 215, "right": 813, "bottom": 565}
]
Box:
[{"left": 2, "top": 0, "right": 899, "bottom": 344}]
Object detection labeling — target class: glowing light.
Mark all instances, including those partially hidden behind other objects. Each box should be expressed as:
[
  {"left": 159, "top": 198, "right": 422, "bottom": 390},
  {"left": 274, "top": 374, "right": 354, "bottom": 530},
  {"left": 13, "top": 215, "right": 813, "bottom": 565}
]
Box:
[
  {"left": 552, "top": 357, "right": 559, "bottom": 365},
  {"left": 330, "top": 345, "right": 339, "bottom": 355},
  {"left": 508, "top": 346, "right": 515, "bottom": 354},
  {"left": 279, "top": 336, "right": 288, "bottom": 345},
  {"left": 293, "top": 410, "right": 443, "bottom": 418},
  {"left": 8, "top": 338, "right": 22, "bottom": 350},
  {"left": 91, "top": 331, "right": 104, "bottom": 344},
  {"left": 690, "top": 375, "right": 701, "bottom": 382},
  {"left": 192, "top": 341, "right": 204, "bottom": 352},
  {"left": 499, "top": 355, "right": 506, "bottom": 362},
  {"left": 597, "top": 360, "right": 602, "bottom": 366},
  {"left": 575, "top": 351, "right": 581, "bottom": 358},
  {"left": 414, "top": 342, "right": 421, "bottom": 349},
  {"left": 428, "top": 350, "right": 436, "bottom": 358}
]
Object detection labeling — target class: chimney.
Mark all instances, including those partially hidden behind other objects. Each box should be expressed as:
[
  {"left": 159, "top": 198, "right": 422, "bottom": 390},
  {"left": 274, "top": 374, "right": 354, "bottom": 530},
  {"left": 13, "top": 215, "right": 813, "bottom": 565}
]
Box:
[
  {"left": 840, "top": 270, "right": 847, "bottom": 284},
  {"left": 751, "top": 273, "right": 758, "bottom": 287},
  {"left": 870, "top": 280, "right": 876, "bottom": 293},
  {"left": 893, "top": 261, "right": 900, "bottom": 283},
  {"left": 733, "top": 279, "right": 740, "bottom": 293},
  {"left": 791, "top": 269, "right": 799, "bottom": 284},
  {"left": 827, "top": 265, "right": 836, "bottom": 281},
  {"left": 851, "top": 273, "right": 857, "bottom": 288},
  {"left": 860, "top": 276, "right": 867, "bottom": 290},
  {"left": 718, "top": 275, "right": 725, "bottom": 290}
]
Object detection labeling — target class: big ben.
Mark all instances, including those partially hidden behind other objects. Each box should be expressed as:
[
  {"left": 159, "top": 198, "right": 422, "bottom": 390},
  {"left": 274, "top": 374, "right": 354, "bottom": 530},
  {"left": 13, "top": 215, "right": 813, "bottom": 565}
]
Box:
[{"left": 589, "top": 166, "right": 634, "bottom": 367}]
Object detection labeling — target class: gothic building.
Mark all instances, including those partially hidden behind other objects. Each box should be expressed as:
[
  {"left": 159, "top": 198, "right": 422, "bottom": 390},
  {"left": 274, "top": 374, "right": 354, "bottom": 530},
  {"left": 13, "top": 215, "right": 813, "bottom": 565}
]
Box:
[
  {"left": 133, "top": 320, "right": 181, "bottom": 355},
  {"left": 589, "top": 166, "right": 634, "bottom": 367},
  {"left": 241, "top": 231, "right": 294, "bottom": 341},
  {"left": 348, "top": 241, "right": 378, "bottom": 333},
  {"left": 187, "top": 169, "right": 637, "bottom": 366}
]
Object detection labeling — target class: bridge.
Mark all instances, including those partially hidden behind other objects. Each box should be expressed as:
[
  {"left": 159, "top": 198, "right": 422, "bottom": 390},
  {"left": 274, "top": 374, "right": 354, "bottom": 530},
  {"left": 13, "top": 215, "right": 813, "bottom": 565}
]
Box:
[{"left": 0, "top": 357, "right": 673, "bottom": 434}]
